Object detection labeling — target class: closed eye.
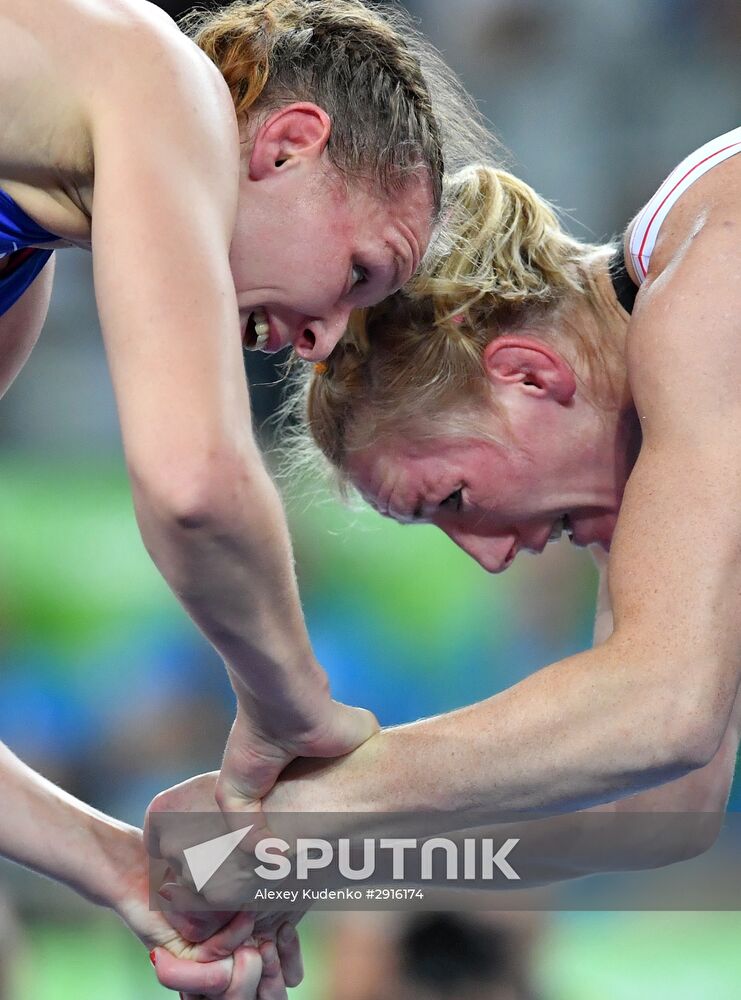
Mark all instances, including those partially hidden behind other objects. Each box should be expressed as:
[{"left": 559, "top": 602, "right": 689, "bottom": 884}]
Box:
[{"left": 439, "top": 488, "right": 463, "bottom": 512}]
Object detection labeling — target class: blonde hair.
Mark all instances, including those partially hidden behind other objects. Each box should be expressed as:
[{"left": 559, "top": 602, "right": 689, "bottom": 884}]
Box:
[
  {"left": 182, "top": 0, "right": 492, "bottom": 212},
  {"left": 284, "top": 163, "right": 622, "bottom": 484}
]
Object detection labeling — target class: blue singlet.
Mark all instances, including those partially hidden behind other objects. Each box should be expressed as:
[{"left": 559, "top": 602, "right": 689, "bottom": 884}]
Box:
[{"left": 0, "top": 187, "right": 61, "bottom": 318}]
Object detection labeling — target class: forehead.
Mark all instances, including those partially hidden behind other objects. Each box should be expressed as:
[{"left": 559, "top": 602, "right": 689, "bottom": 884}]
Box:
[{"left": 350, "top": 174, "right": 434, "bottom": 251}]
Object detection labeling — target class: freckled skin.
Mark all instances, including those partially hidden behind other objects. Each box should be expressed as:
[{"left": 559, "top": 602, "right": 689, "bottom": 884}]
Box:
[
  {"left": 0, "top": 2, "right": 436, "bottom": 994},
  {"left": 271, "top": 148, "right": 741, "bottom": 843}
]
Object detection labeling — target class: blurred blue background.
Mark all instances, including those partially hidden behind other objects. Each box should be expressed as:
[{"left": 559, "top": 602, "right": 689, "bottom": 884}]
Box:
[{"left": 1, "top": 1, "right": 740, "bottom": 997}]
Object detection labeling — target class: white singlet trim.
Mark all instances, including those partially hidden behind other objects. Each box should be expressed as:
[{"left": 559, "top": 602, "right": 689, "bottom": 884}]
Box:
[{"left": 629, "top": 125, "right": 741, "bottom": 283}]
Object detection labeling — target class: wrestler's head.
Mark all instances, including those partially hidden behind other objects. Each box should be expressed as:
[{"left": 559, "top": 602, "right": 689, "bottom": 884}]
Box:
[
  {"left": 294, "top": 164, "right": 638, "bottom": 566},
  {"left": 186, "top": 0, "right": 484, "bottom": 360}
]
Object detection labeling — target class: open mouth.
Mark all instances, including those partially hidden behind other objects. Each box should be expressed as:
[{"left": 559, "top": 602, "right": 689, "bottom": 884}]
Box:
[
  {"left": 242, "top": 307, "right": 270, "bottom": 351},
  {"left": 548, "top": 514, "right": 574, "bottom": 544}
]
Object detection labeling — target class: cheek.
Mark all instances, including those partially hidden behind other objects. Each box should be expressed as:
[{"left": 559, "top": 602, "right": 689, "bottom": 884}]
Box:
[{"left": 297, "top": 246, "right": 348, "bottom": 299}]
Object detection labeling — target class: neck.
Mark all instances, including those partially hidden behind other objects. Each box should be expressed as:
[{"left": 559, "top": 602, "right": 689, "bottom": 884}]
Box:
[
  {"left": 552, "top": 247, "right": 639, "bottom": 500},
  {"left": 572, "top": 245, "right": 632, "bottom": 411},
  {"left": 591, "top": 247, "right": 641, "bottom": 489}
]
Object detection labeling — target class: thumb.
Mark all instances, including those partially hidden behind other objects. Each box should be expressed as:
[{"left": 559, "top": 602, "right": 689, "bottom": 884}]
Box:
[
  {"left": 309, "top": 702, "right": 379, "bottom": 757},
  {"left": 218, "top": 736, "right": 295, "bottom": 809}
]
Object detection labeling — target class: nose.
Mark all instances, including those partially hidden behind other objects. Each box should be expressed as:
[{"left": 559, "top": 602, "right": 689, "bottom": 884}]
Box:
[
  {"left": 444, "top": 527, "right": 518, "bottom": 574},
  {"left": 292, "top": 303, "right": 354, "bottom": 361}
]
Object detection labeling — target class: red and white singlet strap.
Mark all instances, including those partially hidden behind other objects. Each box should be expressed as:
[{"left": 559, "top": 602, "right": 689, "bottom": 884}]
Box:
[{"left": 629, "top": 125, "right": 741, "bottom": 283}]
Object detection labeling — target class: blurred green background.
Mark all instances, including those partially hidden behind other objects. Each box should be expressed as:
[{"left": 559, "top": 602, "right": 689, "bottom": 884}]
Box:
[{"left": 1, "top": 460, "right": 739, "bottom": 997}]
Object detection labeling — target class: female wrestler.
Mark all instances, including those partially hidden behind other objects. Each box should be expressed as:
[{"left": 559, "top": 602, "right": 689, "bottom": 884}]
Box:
[
  {"left": 284, "top": 130, "right": 741, "bottom": 822},
  {"left": 0, "top": 0, "right": 476, "bottom": 992},
  {"left": 147, "top": 133, "right": 741, "bottom": 995}
]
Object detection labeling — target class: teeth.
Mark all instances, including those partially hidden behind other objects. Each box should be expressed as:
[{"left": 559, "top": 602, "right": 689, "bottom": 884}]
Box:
[
  {"left": 548, "top": 516, "right": 565, "bottom": 543},
  {"left": 245, "top": 307, "right": 269, "bottom": 351}
]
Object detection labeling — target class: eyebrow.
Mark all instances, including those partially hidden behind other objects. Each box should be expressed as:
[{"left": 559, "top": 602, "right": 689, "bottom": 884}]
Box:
[{"left": 387, "top": 251, "right": 414, "bottom": 296}]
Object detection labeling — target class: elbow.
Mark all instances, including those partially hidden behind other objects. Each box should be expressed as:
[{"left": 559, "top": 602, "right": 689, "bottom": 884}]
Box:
[
  {"left": 657, "top": 712, "right": 726, "bottom": 776},
  {"left": 129, "top": 445, "right": 258, "bottom": 533},
  {"left": 671, "top": 677, "right": 733, "bottom": 772},
  {"left": 639, "top": 645, "right": 735, "bottom": 775},
  {"left": 664, "top": 721, "right": 723, "bottom": 774}
]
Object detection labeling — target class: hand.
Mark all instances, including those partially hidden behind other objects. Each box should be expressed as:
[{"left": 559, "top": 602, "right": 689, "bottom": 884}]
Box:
[
  {"left": 151, "top": 934, "right": 296, "bottom": 1000},
  {"left": 216, "top": 698, "right": 378, "bottom": 816},
  {"left": 107, "top": 820, "right": 302, "bottom": 998}
]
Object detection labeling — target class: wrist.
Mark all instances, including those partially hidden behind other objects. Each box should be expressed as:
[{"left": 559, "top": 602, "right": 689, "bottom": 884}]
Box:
[
  {"left": 83, "top": 814, "right": 145, "bottom": 911},
  {"left": 229, "top": 662, "right": 333, "bottom": 739},
  {"left": 264, "top": 727, "right": 390, "bottom": 816},
  {"left": 224, "top": 631, "right": 323, "bottom": 698}
]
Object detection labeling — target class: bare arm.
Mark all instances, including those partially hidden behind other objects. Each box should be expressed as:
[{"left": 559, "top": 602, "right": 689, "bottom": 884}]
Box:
[
  {"left": 86, "top": 24, "right": 374, "bottom": 807},
  {"left": 0, "top": 741, "right": 141, "bottom": 908},
  {"left": 589, "top": 551, "right": 738, "bottom": 816}
]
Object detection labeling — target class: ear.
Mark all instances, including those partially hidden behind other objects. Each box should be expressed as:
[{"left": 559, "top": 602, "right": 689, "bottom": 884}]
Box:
[
  {"left": 483, "top": 335, "right": 577, "bottom": 404},
  {"left": 248, "top": 103, "right": 332, "bottom": 180}
]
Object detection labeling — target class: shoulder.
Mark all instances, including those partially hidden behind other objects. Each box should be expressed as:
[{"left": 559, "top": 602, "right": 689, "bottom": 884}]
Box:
[
  {"left": 80, "top": 3, "right": 241, "bottom": 220},
  {"left": 82, "top": 3, "right": 236, "bottom": 151},
  {"left": 627, "top": 129, "right": 741, "bottom": 287},
  {"left": 625, "top": 199, "right": 741, "bottom": 443},
  {"left": 0, "top": 1, "right": 238, "bottom": 181}
]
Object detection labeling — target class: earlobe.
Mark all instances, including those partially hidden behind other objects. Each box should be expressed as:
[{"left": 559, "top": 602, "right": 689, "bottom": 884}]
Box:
[
  {"left": 483, "top": 336, "right": 577, "bottom": 404},
  {"left": 248, "top": 103, "right": 332, "bottom": 181}
]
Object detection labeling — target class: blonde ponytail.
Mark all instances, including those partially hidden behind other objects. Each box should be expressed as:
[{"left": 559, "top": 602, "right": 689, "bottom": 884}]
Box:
[{"left": 417, "top": 164, "right": 592, "bottom": 326}]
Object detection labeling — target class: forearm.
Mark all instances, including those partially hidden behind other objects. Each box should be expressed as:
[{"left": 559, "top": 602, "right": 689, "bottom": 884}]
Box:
[
  {"left": 0, "top": 743, "right": 140, "bottom": 908},
  {"left": 132, "top": 447, "right": 328, "bottom": 718},
  {"left": 270, "top": 643, "right": 719, "bottom": 822},
  {"left": 263, "top": 709, "right": 737, "bottom": 897}
]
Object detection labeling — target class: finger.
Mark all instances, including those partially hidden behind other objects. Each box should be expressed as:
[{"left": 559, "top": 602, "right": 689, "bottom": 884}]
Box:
[
  {"left": 276, "top": 923, "right": 304, "bottom": 988},
  {"left": 144, "top": 806, "right": 162, "bottom": 859},
  {"left": 256, "top": 941, "right": 288, "bottom": 1000},
  {"left": 159, "top": 882, "right": 237, "bottom": 944},
  {"left": 163, "top": 860, "right": 263, "bottom": 921},
  {"left": 215, "top": 798, "right": 278, "bottom": 856},
  {"left": 152, "top": 947, "right": 235, "bottom": 995},
  {"left": 192, "top": 913, "right": 258, "bottom": 962},
  {"left": 217, "top": 739, "right": 294, "bottom": 810},
  {"left": 223, "top": 945, "right": 265, "bottom": 1000}
]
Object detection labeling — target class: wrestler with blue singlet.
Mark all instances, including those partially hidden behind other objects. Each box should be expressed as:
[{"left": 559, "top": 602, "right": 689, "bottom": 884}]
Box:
[
  {"left": 0, "top": 189, "right": 58, "bottom": 312},
  {"left": 0, "top": 0, "right": 457, "bottom": 995}
]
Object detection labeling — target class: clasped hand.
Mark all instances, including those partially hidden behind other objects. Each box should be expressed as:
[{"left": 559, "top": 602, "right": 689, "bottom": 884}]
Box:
[{"left": 141, "top": 698, "right": 378, "bottom": 998}]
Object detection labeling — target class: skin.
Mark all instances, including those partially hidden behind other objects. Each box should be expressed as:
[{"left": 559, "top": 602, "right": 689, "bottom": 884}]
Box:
[
  {"left": 146, "top": 151, "right": 741, "bottom": 970},
  {"left": 0, "top": 0, "right": 432, "bottom": 993},
  {"left": 327, "top": 150, "right": 741, "bottom": 818},
  {"left": 140, "top": 130, "right": 741, "bottom": 1000},
  {"left": 0, "top": 743, "right": 305, "bottom": 999}
]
